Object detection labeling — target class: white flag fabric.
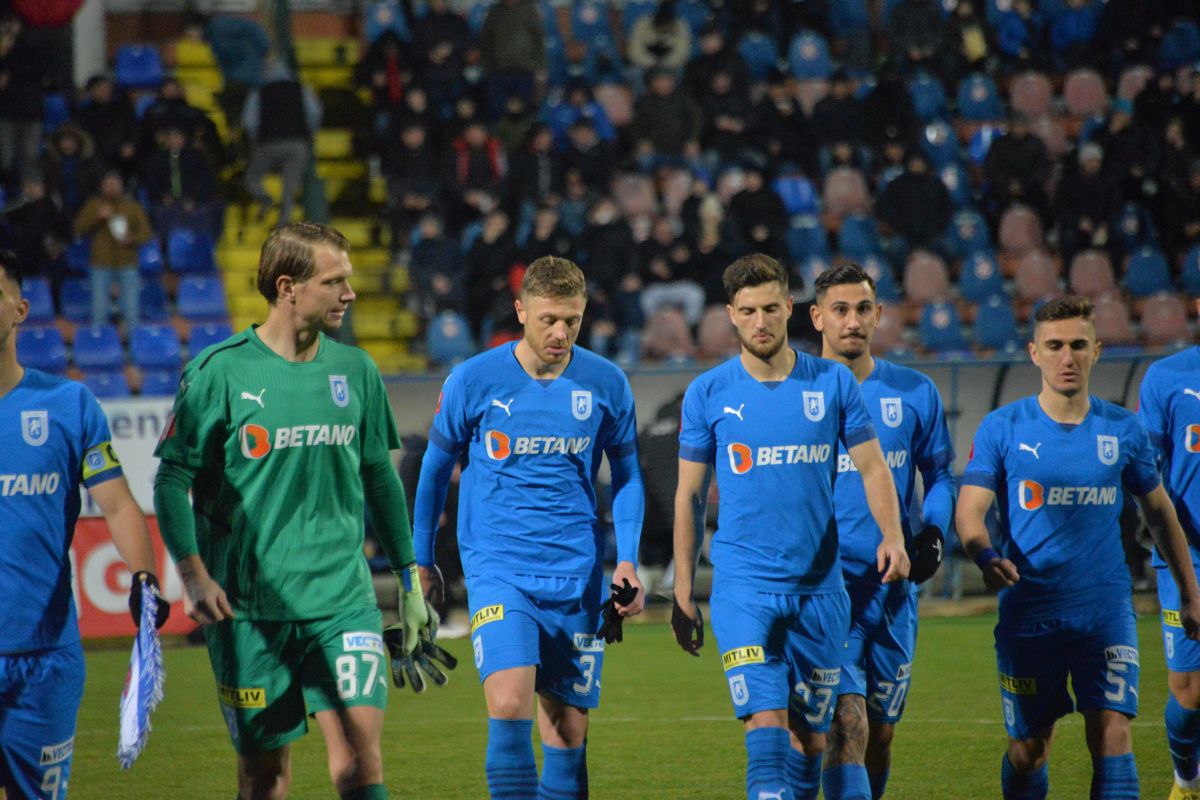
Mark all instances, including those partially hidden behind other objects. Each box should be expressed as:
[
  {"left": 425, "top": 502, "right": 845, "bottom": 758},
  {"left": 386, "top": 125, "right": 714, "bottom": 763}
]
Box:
[{"left": 117, "top": 583, "right": 165, "bottom": 769}]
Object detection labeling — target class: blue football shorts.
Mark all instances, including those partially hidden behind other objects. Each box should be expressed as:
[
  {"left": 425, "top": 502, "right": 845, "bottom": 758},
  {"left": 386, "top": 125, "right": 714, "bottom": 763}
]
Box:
[
  {"left": 994, "top": 603, "right": 1139, "bottom": 740},
  {"left": 1157, "top": 565, "right": 1200, "bottom": 673},
  {"left": 839, "top": 574, "right": 919, "bottom": 724},
  {"left": 466, "top": 571, "right": 606, "bottom": 708},
  {"left": 0, "top": 644, "right": 85, "bottom": 800},
  {"left": 709, "top": 586, "right": 850, "bottom": 732}
]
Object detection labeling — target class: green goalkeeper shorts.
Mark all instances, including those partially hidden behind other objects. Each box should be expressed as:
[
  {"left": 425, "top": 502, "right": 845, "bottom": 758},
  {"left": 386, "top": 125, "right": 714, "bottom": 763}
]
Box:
[{"left": 204, "top": 605, "right": 388, "bottom": 754}]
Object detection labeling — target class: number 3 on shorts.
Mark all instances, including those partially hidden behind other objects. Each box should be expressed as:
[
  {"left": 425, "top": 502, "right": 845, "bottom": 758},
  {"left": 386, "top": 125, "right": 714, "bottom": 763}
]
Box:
[{"left": 336, "top": 652, "right": 386, "bottom": 700}]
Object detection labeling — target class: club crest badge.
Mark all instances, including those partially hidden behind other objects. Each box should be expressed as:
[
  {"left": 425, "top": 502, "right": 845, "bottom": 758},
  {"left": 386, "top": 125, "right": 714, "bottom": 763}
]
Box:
[
  {"left": 329, "top": 375, "right": 350, "bottom": 408},
  {"left": 1097, "top": 435, "right": 1118, "bottom": 466},
  {"left": 572, "top": 390, "right": 592, "bottom": 421},
  {"left": 21, "top": 410, "right": 48, "bottom": 446},
  {"left": 803, "top": 391, "right": 825, "bottom": 422},
  {"left": 881, "top": 397, "right": 903, "bottom": 428}
]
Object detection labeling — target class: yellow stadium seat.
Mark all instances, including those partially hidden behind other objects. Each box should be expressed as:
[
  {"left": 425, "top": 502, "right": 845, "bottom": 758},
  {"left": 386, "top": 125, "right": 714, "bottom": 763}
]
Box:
[
  {"left": 354, "top": 248, "right": 391, "bottom": 269},
  {"left": 355, "top": 296, "right": 399, "bottom": 316},
  {"left": 369, "top": 176, "right": 387, "bottom": 204},
  {"left": 175, "top": 67, "right": 223, "bottom": 91},
  {"left": 217, "top": 246, "right": 261, "bottom": 273},
  {"left": 394, "top": 310, "right": 419, "bottom": 338},
  {"left": 294, "top": 39, "right": 359, "bottom": 68},
  {"left": 351, "top": 270, "right": 386, "bottom": 294},
  {"left": 388, "top": 265, "right": 409, "bottom": 294},
  {"left": 317, "top": 161, "right": 366, "bottom": 180},
  {"left": 353, "top": 314, "right": 396, "bottom": 340},
  {"left": 174, "top": 39, "right": 217, "bottom": 68},
  {"left": 332, "top": 218, "right": 374, "bottom": 248},
  {"left": 300, "top": 66, "right": 352, "bottom": 89},
  {"left": 315, "top": 129, "right": 353, "bottom": 160}
]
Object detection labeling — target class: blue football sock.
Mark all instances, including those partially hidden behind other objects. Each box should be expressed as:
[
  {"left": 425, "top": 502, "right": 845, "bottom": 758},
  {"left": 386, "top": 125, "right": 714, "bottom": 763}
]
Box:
[
  {"left": 1090, "top": 753, "right": 1138, "bottom": 800},
  {"left": 868, "top": 766, "right": 890, "bottom": 799},
  {"left": 785, "top": 747, "right": 821, "bottom": 800},
  {"left": 822, "top": 764, "right": 872, "bottom": 799},
  {"left": 538, "top": 744, "right": 587, "bottom": 800},
  {"left": 1167, "top": 694, "right": 1200, "bottom": 782},
  {"left": 487, "top": 718, "right": 538, "bottom": 800},
  {"left": 1000, "top": 753, "right": 1048, "bottom": 800},
  {"left": 745, "top": 727, "right": 793, "bottom": 800}
]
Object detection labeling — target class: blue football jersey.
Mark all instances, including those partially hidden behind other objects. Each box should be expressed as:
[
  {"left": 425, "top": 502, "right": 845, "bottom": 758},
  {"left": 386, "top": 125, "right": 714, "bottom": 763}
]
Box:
[
  {"left": 426, "top": 343, "right": 637, "bottom": 578},
  {"left": 0, "top": 369, "right": 124, "bottom": 653},
  {"left": 962, "top": 395, "right": 1159, "bottom": 622},
  {"left": 679, "top": 351, "right": 877, "bottom": 594},
  {"left": 834, "top": 359, "right": 956, "bottom": 579},
  {"left": 1138, "top": 346, "right": 1200, "bottom": 567}
]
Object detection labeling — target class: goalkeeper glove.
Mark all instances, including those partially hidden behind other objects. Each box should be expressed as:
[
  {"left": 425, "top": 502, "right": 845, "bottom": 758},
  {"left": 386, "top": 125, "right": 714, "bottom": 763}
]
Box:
[
  {"left": 596, "top": 578, "right": 639, "bottom": 644},
  {"left": 671, "top": 598, "right": 704, "bottom": 656},
  {"left": 383, "top": 564, "right": 457, "bottom": 692},
  {"left": 906, "top": 525, "right": 945, "bottom": 584},
  {"left": 128, "top": 571, "right": 170, "bottom": 629}
]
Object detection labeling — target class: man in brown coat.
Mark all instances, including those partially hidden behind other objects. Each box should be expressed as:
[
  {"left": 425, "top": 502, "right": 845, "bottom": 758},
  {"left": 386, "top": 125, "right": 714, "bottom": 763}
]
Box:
[{"left": 73, "top": 170, "right": 152, "bottom": 328}]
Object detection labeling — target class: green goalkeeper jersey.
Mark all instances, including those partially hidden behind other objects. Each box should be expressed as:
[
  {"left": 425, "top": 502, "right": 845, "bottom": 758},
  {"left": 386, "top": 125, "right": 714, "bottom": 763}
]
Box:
[{"left": 155, "top": 326, "right": 401, "bottom": 620}]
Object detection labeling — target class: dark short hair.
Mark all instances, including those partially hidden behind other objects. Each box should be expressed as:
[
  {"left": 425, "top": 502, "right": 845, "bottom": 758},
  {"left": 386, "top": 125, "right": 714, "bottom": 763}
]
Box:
[
  {"left": 722, "top": 253, "right": 788, "bottom": 302},
  {"left": 1034, "top": 295, "right": 1094, "bottom": 326},
  {"left": 814, "top": 262, "right": 876, "bottom": 302},
  {"left": 257, "top": 222, "right": 350, "bottom": 303},
  {"left": 0, "top": 249, "right": 20, "bottom": 291},
  {"left": 521, "top": 256, "right": 586, "bottom": 299}
]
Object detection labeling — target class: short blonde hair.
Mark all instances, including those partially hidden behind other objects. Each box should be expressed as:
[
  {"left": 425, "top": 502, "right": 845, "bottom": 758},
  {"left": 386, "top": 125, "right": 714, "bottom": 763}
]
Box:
[{"left": 520, "top": 256, "right": 586, "bottom": 299}]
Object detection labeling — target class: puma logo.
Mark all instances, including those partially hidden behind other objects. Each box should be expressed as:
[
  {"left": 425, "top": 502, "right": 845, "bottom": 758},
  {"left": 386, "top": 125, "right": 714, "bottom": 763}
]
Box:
[
  {"left": 723, "top": 403, "right": 745, "bottom": 421},
  {"left": 1019, "top": 442, "right": 1041, "bottom": 460},
  {"left": 491, "top": 398, "right": 514, "bottom": 416},
  {"left": 757, "top": 791, "right": 786, "bottom": 800},
  {"left": 1184, "top": 388, "right": 1200, "bottom": 402},
  {"left": 240, "top": 389, "right": 266, "bottom": 408}
]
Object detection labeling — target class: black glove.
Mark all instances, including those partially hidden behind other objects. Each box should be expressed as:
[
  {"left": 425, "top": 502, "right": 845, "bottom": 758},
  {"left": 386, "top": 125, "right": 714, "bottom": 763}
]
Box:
[
  {"left": 906, "top": 525, "right": 945, "bottom": 584},
  {"left": 671, "top": 598, "right": 704, "bottom": 656},
  {"left": 596, "top": 578, "right": 640, "bottom": 644},
  {"left": 384, "top": 608, "right": 459, "bottom": 693},
  {"left": 128, "top": 571, "right": 170, "bottom": 629}
]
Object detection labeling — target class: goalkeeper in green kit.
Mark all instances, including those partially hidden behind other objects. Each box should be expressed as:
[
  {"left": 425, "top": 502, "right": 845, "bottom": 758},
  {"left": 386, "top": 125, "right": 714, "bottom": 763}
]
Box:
[{"left": 153, "top": 222, "right": 453, "bottom": 800}]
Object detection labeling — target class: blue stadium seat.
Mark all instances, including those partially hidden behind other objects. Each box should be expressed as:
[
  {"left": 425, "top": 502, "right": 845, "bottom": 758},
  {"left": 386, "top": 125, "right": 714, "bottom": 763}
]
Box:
[
  {"left": 1124, "top": 246, "right": 1171, "bottom": 298},
  {"left": 973, "top": 294, "right": 1021, "bottom": 352},
  {"left": 60, "top": 279, "right": 91, "bottom": 324},
  {"left": 1182, "top": 245, "right": 1200, "bottom": 297},
  {"left": 861, "top": 254, "right": 901, "bottom": 302},
  {"left": 66, "top": 239, "right": 90, "bottom": 273},
  {"left": 621, "top": 0, "right": 656, "bottom": 37},
  {"left": 23, "top": 277, "right": 55, "bottom": 324},
  {"left": 17, "top": 327, "right": 68, "bottom": 374},
  {"left": 830, "top": 0, "right": 870, "bottom": 35},
  {"left": 959, "top": 251, "right": 1004, "bottom": 304},
  {"left": 571, "top": 1, "right": 615, "bottom": 50},
  {"left": 922, "top": 119, "right": 960, "bottom": 169},
  {"left": 176, "top": 276, "right": 228, "bottom": 322},
  {"left": 785, "top": 216, "right": 830, "bottom": 261},
  {"left": 466, "top": 1, "right": 495, "bottom": 37},
  {"left": 956, "top": 73, "right": 1004, "bottom": 121},
  {"left": 1115, "top": 202, "right": 1158, "bottom": 255},
  {"left": 83, "top": 370, "right": 131, "bottom": 399},
  {"left": 939, "top": 163, "right": 974, "bottom": 207},
  {"left": 676, "top": 0, "right": 711, "bottom": 36},
  {"left": 918, "top": 302, "right": 969, "bottom": 353},
  {"left": 739, "top": 32, "right": 780, "bottom": 82},
  {"left": 73, "top": 325, "right": 124, "bottom": 371},
  {"left": 787, "top": 30, "right": 832, "bottom": 79},
  {"left": 427, "top": 310, "right": 475, "bottom": 366},
  {"left": 908, "top": 71, "right": 947, "bottom": 121},
  {"left": 43, "top": 93, "right": 69, "bottom": 134},
  {"left": 139, "top": 280, "right": 170, "bottom": 323},
  {"left": 139, "top": 369, "right": 180, "bottom": 397},
  {"left": 166, "top": 229, "right": 217, "bottom": 274},
  {"left": 139, "top": 239, "right": 164, "bottom": 275},
  {"left": 773, "top": 174, "right": 820, "bottom": 216},
  {"left": 130, "top": 324, "right": 182, "bottom": 370},
  {"left": 1159, "top": 19, "right": 1200, "bottom": 69},
  {"left": 188, "top": 322, "right": 234, "bottom": 355},
  {"left": 967, "top": 124, "right": 1003, "bottom": 165},
  {"left": 363, "top": 1, "right": 411, "bottom": 45},
  {"left": 114, "top": 45, "right": 165, "bottom": 90},
  {"left": 947, "top": 210, "right": 991, "bottom": 259},
  {"left": 799, "top": 254, "right": 833, "bottom": 290},
  {"left": 838, "top": 214, "right": 880, "bottom": 261}
]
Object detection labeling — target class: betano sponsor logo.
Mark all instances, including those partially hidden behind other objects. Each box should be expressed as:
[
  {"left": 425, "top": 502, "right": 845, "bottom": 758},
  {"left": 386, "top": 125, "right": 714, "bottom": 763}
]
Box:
[
  {"left": 722, "top": 646, "right": 765, "bottom": 671},
  {"left": 218, "top": 684, "right": 266, "bottom": 708},
  {"left": 1017, "top": 480, "right": 1118, "bottom": 511},
  {"left": 999, "top": 673, "right": 1037, "bottom": 695},
  {"left": 1186, "top": 424, "right": 1200, "bottom": 454},
  {"left": 726, "top": 443, "right": 832, "bottom": 474},
  {"left": 0, "top": 472, "right": 60, "bottom": 496},
  {"left": 239, "top": 424, "right": 357, "bottom": 460},
  {"left": 837, "top": 449, "right": 909, "bottom": 473},
  {"left": 483, "top": 431, "right": 591, "bottom": 460},
  {"left": 471, "top": 604, "right": 504, "bottom": 632}
]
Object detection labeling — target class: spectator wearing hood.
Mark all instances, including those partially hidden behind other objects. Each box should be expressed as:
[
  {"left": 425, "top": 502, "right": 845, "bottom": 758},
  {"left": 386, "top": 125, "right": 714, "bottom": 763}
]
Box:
[
  {"left": 142, "top": 125, "right": 222, "bottom": 239},
  {"left": 982, "top": 112, "right": 1051, "bottom": 225},
  {"left": 631, "top": 69, "right": 703, "bottom": 165},
  {"left": 478, "top": 0, "right": 546, "bottom": 121},
  {"left": 40, "top": 124, "right": 105, "bottom": 221},
  {"left": 74, "top": 75, "right": 139, "bottom": 179},
  {"left": 683, "top": 23, "right": 751, "bottom": 102},
  {"left": 1055, "top": 142, "right": 1122, "bottom": 264},
  {"left": 411, "top": 0, "right": 472, "bottom": 117},
  {"left": 242, "top": 60, "right": 322, "bottom": 223},
  {"left": 887, "top": 0, "right": 945, "bottom": 74},
  {"left": 874, "top": 151, "right": 954, "bottom": 263}
]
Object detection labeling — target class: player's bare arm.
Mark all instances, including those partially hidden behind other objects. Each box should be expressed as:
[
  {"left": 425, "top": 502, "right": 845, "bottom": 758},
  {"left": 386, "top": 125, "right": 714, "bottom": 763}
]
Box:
[
  {"left": 1140, "top": 484, "right": 1200, "bottom": 639},
  {"left": 176, "top": 554, "right": 234, "bottom": 625},
  {"left": 90, "top": 475, "right": 156, "bottom": 575},
  {"left": 672, "top": 458, "right": 710, "bottom": 654},
  {"left": 956, "top": 484, "right": 1020, "bottom": 590},
  {"left": 847, "top": 437, "right": 910, "bottom": 582}
]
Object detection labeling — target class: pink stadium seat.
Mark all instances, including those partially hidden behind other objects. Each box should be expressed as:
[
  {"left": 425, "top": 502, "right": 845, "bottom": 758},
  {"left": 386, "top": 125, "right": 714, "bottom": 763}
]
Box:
[
  {"left": 821, "top": 167, "right": 871, "bottom": 223},
  {"left": 998, "top": 204, "right": 1043, "bottom": 258},
  {"left": 870, "top": 306, "right": 905, "bottom": 354},
  {"left": 903, "top": 249, "right": 950, "bottom": 305},
  {"left": 1063, "top": 68, "right": 1108, "bottom": 118},
  {"left": 696, "top": 304, "right": 739, "bottom": 361},
  {"left": 1030, "top": 115, "right": 1068, "bottom": 158},
  {"left": 593, "top": 83, "right": 634, "bottom": 128},
  {"left": 1141, "top": 293, "right": 1192, "bottom": 346},
  {"left": 796, "top": 78, "right": 830, "bottom": 116},
  {"left": 1010, "top": 72, "right": 1054, "bottom": 118},
  {"left": 1014, "top": 250, "right": 1059, "bottom": 303},
  {"left": 1068, "top": 250, "right": 1116, "bottom": 298},
  {"left": 1116, "top": 65, "right": 1153, "bottom": 102},
  {"left": 641, "top": 307, "right": 695, "bottom": 361},
  {"left": 1093, "top": 293, "right": 1136, "bottom": 345},
  {"left": 612, "top": 173, "right": 657, "bottom": 218}
]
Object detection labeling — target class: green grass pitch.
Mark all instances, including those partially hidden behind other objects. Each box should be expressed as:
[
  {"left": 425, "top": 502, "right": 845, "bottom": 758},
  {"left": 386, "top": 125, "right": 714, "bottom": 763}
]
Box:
[{"left": 69, "top": 614, "right": 1175, "bottom": 798}]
